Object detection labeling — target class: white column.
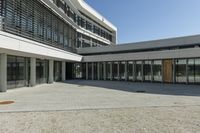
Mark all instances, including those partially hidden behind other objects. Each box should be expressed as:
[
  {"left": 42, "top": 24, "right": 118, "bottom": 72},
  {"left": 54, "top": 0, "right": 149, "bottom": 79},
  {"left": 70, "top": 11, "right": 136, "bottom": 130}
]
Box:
[
  {"left": 30, "top": 57, "right": 36, "bottom": 86},
  {"left": 151, "top": 61, "right": 153, "bottom": 82},
  {"left": 133, "top": 61, "right": 136, "bottom": 82},
  {"left": 49, "top": 60, "right": 54, "bottom": 84},
  {"left": 141, "top": 61, "right": 144, "bottom": 82},
  {"left": 117, "top": 62, "right": 120, "bottom": 80},
  {"left": 110, "top": 62, "right": 113, "bottom": 81},
  {"left": 186, "top": 59, "right": 189, "bottom": 84},
  {"left": 125, "top": 61, "right": 128, "bottom": 81},
  {"left": 62, "top": 61, "right": 66, "bottom": 81},
  {"left": 97, "top": 62, "right": 100, "bottom": 80},
  {"left": 86, "top": 62, "right": 88, "bottom": 80},
  {"left": 0, "top": 54, "right": 7, "bottom": 92},
  {"left": 92, "top": 62, "right": 94, "bottom": 80}
]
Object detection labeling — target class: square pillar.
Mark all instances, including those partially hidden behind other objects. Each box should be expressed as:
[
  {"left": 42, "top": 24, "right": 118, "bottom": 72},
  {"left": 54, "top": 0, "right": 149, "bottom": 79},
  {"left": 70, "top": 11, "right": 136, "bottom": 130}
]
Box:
[
  {"left": 110, "top": 62, "right": 113, "bottom": 81},
  {"left": 0, "top": 54, "right": 7, "bottom": 92},
  {"left": 133, "top": 61, "right": 136, "bottom": 82},
  {"left": 62, "top": 61, "right": 66, "bottom": 81},
  {"left": 30, "top": 57, "right": 36, "bottom": 86},
  {"left": 49, "top": 60, "right": 54, "bottom": 83},
  {"left": 186, "top": 59, "right": 189, "bottom": 84},
  {"left": 86, "top": 62, "right": 88, "bottom": 80},
  {"left": 141, "top": 61, "right": 144, "bottom": 82},
  {"left": 125, "top": 61, "right": 128, "bottom": 81},
  {"left": 92, "top": 62, "right": 94, "bottom": 80},
  {"left": 117, "top": 62, "right": 120, "bottom": 80},
  {"left": 151, "top": 61, "right": 153, "bottom": 82}
]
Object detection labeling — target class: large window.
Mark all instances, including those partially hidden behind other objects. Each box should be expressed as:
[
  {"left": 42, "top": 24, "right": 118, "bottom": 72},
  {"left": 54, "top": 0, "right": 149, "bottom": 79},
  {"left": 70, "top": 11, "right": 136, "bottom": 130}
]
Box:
[
  {"left": 120, "top": 62, "right": 125, "bottom": 80},
  {"left": 136, "top": 61, "right": 142, "bottom": 81},
  {"left": 7, "top": 56, "right": 28, "bottom": 89},
  {"left": 175, "top": 59, "right": 187, "bottom": 83},
  {"left": 144, "top": 61, "right": 151, "bottom": 81},
  {"left": 54, "top": 61, "right": 62, "bottom": 81},
  {"left": 128, "top": 61, "right": 134, "bottom": 81},
  {"left": 106, "top": 62, "right": 111, "bottom": 80},
  {"left": 112, "top": 62, "right": 118, "bottom": 80},
  {"left": 188, "top": 58, "right": 200, "bottom": 83},
  {"left": 152, "top": 60, "right": 162, "bottom": 82},
  {"left": 36, "top": 59, "right": 48, "bottom": 84}
]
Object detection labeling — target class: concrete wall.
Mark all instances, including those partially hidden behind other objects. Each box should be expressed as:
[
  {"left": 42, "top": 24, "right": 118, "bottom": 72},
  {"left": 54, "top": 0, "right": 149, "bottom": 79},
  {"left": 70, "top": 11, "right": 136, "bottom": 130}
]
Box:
[
  {"left": 0, "top": 31, "right": 82, "bottom": 62},
  {"left": 83, "top": 47, "right": 200, "bottom": 62}
]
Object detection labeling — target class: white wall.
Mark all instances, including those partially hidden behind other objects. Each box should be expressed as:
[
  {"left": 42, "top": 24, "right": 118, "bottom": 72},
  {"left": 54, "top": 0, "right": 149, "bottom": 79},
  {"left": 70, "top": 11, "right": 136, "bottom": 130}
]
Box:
[{"left": 0, "top": 31, "right": 82, "bottom": 62}]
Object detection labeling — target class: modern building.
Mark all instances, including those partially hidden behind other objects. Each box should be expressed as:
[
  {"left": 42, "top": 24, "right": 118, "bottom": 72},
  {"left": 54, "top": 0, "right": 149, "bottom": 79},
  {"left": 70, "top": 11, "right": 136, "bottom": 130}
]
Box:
[{"left": 0, "top": 0, "right": 199, "bottom": 92}]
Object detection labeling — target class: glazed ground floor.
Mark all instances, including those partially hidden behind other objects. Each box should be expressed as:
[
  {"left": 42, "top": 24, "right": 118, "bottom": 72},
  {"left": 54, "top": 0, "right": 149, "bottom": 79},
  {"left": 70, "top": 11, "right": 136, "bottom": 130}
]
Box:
[
  {"left": 0, "top": 54, "right": 76, "bottom": 92},
  {"left": 74, "top": 58, "right": 200, "bottom": 84},
  {"left": 0, "top": 54, "right": 200, "bottom": 92}
]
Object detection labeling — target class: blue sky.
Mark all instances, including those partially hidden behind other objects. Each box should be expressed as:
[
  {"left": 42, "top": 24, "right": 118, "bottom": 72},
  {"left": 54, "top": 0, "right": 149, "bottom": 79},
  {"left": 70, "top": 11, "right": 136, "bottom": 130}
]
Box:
[{"left": 85, "top": 0, "right": 200, "bottom": 44}]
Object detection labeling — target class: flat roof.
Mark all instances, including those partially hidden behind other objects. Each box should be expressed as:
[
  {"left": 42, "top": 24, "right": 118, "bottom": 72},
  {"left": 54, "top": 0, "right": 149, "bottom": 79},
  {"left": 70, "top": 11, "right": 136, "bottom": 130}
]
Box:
[{"left": 77, "top": 34, "right": 200, "bottom": 55}]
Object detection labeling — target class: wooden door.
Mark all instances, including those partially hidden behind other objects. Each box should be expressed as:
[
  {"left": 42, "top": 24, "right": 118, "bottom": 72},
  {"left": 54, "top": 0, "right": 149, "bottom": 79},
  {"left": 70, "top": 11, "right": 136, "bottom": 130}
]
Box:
[{"left": 163, "top": 60, "right": 173, "bottom": 83}]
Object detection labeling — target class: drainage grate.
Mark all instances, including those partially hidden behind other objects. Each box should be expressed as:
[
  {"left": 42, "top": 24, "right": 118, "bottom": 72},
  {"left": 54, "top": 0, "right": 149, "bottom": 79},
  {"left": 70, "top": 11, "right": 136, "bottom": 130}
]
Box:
[
  {"left": 136, "top": 90, "right": 146, "bottom": 93},
  {"left": 0, "top": 101, "right": 14, "bottom": 105}
]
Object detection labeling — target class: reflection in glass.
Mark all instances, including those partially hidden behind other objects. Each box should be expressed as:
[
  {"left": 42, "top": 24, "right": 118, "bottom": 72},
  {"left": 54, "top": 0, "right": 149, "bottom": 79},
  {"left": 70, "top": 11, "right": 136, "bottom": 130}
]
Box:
[
  {"left": 128, "top": 61, "right": 133, "bottom": 81},
  {"left": 144, "top": 61, "right": 151, "bottom": 81},
  {"left": 112, "top": 62, "right": 118, "bottom": 80},
  {"left": 7, "top": 56, "right": 28, "bottom": 89},
  {"left": 175, "top": 59, "right": 186, "bottom": 83},
  {"left": 195, "top": 59, "right": 200, "bottom": 83},
  {"left": 36, "top": 59, "right": 48, "bottom": 84},
  {"left": 136, "top": 61, "right": 142, "bottom": 81},
  {"left": 54, "top": 61, "right": 62, "bottom": 81},
  {"left": 120, "top": 61, "right": 125, "bottom": 80},
  {"left": 106, "top": 62, "right": 111, "bottom": 80},
  {"left": 188, "top": 59, "right": 195, "bottom": 83},
  {"left": 153, "top": 60, "right": 162, "bottom": 82}
]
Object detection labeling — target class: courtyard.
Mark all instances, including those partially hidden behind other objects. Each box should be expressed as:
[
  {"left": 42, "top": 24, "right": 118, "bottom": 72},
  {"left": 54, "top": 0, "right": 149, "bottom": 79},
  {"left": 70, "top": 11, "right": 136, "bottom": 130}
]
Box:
[{"left": 0, "top": 80, "right": 200, "bottom": 132}]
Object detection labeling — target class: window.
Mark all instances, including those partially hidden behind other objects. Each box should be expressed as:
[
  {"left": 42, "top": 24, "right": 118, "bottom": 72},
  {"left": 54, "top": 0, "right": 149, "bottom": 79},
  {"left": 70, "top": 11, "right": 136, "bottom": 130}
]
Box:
[
  {"left": 153, "top": 60, "right": 162, "bottom": 82},
  {"left": 175, "top": 59, "right": 187, "bottom": 83}
]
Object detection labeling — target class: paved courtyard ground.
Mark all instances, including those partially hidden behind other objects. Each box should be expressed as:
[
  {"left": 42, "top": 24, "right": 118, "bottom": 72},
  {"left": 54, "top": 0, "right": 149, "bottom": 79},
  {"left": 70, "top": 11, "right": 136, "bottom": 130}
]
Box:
[{"left": 0, "top": 80, "right": 200, "bottom": 132}]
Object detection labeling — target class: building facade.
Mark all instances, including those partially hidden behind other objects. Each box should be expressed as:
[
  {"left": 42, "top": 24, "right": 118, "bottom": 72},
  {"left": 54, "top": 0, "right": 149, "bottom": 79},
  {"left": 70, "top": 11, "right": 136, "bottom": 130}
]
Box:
[{"left": 0, "top": 0, "right": 199, "bottom": 92}]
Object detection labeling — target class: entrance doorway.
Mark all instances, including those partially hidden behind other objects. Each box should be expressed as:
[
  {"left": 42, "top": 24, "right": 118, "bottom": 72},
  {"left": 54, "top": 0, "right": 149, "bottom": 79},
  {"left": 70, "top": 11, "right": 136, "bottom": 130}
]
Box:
[{"left": 163, "top": 59, "right": 173, "bottom": 83}]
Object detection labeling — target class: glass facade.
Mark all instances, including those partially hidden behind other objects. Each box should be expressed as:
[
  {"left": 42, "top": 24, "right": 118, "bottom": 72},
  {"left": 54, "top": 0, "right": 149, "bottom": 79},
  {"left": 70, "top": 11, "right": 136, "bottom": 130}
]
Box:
[
  {"left": 73, "top": 63, "right": 83, "bottom": 79},
  {"left": 188, "top": 59, "right": 200, "bottom": 83},
  {"left": 54, "top": 61, "right": 62, "bottom": 81},
  {"left": 136, "top": 61, "right": 143, "bottom": 81},
  {"left": 36, "top": 59, "right": 48, "bottom": 84},
  {"left": 112, "top": 62, "right": 118, "bottom": 80},
  {"left": 106, "top": 62, "right": 112, "bottom": 80},
  {"left": 1, "top": 0, "right": 77, "bottom": 52},
  {"left": 7, "top": 55, "right": 28, "bottom": 89},
  {"left": 152, "top": 60, "right": 162, "bottom": 82},
  {"left": 144, "top": 61, "right": 151, "bottom": 81},
  {"left": 175, "top": 59, "right": 187, "bottom": 83},
  {"left": 128, "top": 61, "right": 134, "bottom": 81},
  {"left": 119, "top": 62, "right": 126, "bottom": 80}
]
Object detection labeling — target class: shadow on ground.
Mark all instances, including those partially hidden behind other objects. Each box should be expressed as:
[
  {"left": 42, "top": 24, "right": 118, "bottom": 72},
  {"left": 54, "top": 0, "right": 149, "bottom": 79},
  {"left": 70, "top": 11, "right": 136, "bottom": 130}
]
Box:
[{"left": 64, "top": 80, "right": 200, "bottom": 97}]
